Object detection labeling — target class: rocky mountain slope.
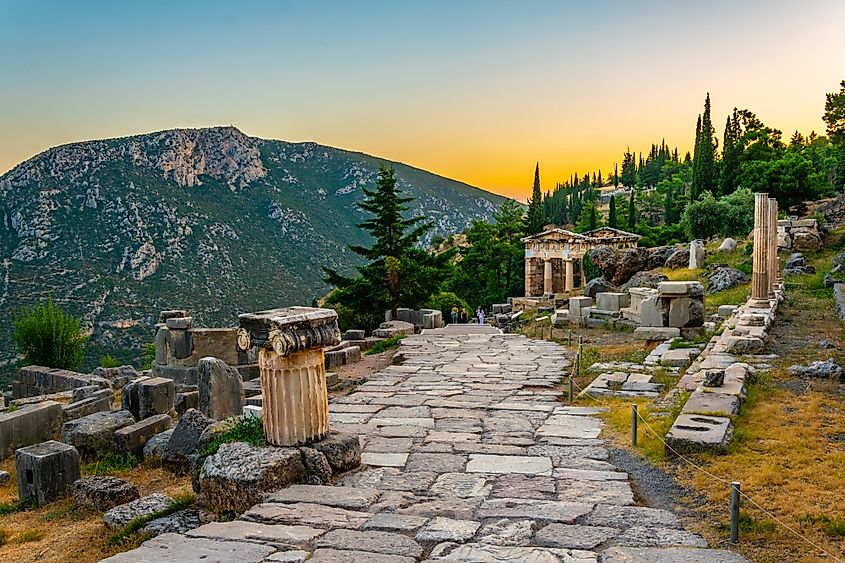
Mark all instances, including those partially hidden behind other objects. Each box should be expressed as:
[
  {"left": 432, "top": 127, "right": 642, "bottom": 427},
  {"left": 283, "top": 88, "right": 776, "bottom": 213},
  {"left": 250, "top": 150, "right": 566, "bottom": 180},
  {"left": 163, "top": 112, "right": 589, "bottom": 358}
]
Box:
[{"left": 0, "top": 127, "right": 507, "bottom": 372}]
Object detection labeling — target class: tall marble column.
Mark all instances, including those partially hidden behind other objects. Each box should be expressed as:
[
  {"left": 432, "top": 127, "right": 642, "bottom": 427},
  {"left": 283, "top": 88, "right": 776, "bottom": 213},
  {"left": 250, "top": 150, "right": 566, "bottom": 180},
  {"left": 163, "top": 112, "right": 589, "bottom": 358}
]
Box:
[
  {"left": 768, "top": 197, "right": 779, "bottom": 296},
  {"left": 751, "top": 192, "right": 770, "bottom": 305},
  {"left": 237, "top": 307, "right": 340, "bottom": 446},
  {"left": 543, "top": 259, "right": 553, "bottom": 295},
  {"left": 565, "top": 260, "right": 574, "bottom": 293}
]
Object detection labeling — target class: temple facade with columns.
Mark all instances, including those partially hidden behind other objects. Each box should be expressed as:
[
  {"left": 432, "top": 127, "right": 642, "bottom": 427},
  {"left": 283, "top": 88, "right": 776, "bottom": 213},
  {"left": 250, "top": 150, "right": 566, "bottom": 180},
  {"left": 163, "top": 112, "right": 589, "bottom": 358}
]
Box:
[{"left": 523, "top": 226, "right": 641, "bottom": 297}]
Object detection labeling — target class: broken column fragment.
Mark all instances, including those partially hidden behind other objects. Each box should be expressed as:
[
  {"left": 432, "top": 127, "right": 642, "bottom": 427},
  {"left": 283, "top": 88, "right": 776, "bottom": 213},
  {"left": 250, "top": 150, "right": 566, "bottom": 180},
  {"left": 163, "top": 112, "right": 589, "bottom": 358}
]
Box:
[{"left": 237, "top": 307, "right": 340, "bottom": 447}]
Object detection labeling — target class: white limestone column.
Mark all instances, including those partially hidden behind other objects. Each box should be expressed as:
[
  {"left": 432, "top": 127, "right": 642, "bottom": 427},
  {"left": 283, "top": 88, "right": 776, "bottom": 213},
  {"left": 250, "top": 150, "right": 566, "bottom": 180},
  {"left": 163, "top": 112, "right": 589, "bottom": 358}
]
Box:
[
  {"left": 543, "top": 259, "right": 553, "bottom": 294},
  {"left": 565, "top": 260, "right": 575, "bottom": 293},
  {"left": 751, "top": 192, "right": 770, "bottom": 304}
]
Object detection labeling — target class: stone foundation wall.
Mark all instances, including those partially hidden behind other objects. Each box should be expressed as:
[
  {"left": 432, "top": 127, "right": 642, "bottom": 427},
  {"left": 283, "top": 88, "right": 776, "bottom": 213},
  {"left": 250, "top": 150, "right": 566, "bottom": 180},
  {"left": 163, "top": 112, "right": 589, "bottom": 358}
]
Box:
[{"left": 13, "top": 366, "right": 109, "bottom": 399}]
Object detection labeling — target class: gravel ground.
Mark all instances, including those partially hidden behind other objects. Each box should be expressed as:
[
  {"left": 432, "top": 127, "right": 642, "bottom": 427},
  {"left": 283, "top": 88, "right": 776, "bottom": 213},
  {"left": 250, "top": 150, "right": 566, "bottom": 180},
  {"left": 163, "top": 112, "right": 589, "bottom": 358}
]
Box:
[{"left": 608, "top": 446, "right": 705, "bottom": 517}]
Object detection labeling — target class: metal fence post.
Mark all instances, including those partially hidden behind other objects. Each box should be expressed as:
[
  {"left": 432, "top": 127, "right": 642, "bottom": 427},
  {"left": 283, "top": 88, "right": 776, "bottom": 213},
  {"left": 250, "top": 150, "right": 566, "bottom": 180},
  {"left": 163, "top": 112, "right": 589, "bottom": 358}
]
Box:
[
  {"left": 730, "top": 481, "right": 741, "bottom": 544},
  {"left": 631, "top": 404, "right": 638, "bottom": 446},
  {"left": 568, "top": 374, "right": 574, "bottom": 403}
]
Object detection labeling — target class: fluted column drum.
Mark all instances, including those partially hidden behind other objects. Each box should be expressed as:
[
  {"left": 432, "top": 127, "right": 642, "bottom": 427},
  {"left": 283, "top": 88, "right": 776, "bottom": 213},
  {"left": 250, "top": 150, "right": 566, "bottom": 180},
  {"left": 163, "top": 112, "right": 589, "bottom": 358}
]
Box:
[
  {"left": 751, "top": 192, "right": 770, "bottom": 303},
  {"left": 237, "top": 306, "right": 340, "bottom": 447},
  {"left": 258, "top": 347, "right": 329, "bottom": 446}
]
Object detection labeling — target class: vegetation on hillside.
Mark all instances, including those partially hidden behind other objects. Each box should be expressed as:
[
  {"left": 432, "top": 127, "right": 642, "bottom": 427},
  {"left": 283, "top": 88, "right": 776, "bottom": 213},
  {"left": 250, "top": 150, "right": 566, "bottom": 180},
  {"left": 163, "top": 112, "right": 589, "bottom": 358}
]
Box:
[{"left": 536, "top": 80, "right": 845, "bottom": 246}]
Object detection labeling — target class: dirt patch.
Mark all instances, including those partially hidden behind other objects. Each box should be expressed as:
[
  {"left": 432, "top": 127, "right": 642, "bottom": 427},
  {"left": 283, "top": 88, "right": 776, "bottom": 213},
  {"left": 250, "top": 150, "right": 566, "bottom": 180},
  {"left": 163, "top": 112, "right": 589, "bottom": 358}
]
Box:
[
  {"left": 329, "top": 349, "right": 396, "bottom": 398},
  {"left": 0, "top": 457, "right": 191, "bottom": 562}
]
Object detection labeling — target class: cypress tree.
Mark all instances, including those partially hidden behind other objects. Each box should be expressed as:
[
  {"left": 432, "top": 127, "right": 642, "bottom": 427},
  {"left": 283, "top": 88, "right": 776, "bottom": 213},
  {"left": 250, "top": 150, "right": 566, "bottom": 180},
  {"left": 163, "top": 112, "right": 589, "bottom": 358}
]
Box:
[
  {"left": 614, "top": 163, "right": 619, "bottom": 187},
  {"left": 627, "top": 190, "right": 636, "bottom": 231},
  {"left": 720, "top": 109, "right": 741, "bottom": 196},
  {"left": 691, "top": 93, "right": 717, "bottom": 200},
  {"left": 526, "top": 162, "right": 545, "bottom": 234},
  {"left": 664, "top": 185, "right": 675, "bottom": 224},
  {"left": 608, "top": 195, "right": 618, "bottom": 228}
]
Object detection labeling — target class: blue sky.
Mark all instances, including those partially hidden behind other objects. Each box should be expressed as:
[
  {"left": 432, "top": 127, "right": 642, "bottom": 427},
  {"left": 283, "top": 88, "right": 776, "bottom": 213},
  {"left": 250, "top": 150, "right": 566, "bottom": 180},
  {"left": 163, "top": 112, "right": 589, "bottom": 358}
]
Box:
[{"left": 2, "top": 0, "right": 844, "bottom": 197}]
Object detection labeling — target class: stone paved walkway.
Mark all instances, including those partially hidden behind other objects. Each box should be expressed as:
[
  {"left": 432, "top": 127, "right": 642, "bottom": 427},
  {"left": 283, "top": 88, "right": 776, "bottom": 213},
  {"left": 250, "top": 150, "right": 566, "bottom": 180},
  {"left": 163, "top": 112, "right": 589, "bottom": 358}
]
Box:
[{"left": 105, "top": 327, "right": 746, "bottom": 562}]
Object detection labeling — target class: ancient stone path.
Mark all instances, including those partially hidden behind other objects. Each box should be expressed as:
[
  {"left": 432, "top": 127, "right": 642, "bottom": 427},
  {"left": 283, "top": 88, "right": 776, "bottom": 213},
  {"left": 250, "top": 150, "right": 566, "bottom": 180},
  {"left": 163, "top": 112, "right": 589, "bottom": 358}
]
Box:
[{"left": 106, "top": 326, "right": 746, "bottom": 562}]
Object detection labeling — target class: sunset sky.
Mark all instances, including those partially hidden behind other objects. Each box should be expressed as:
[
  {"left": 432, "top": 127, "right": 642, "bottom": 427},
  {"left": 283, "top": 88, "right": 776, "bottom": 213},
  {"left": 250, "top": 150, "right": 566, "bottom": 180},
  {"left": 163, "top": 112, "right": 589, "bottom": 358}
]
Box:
[{"left": 1, "top": 0, "right": 844, "bottom": 200}]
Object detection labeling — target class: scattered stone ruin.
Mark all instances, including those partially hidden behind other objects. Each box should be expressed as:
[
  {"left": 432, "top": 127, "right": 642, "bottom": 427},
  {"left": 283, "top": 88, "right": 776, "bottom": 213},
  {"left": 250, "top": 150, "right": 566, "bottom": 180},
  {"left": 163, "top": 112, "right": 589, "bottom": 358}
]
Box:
[
  {"left": 385, "top": 307, "right": 444, "bottom": 330},
  {"left": 152, "top": 310, "right": 259, "bottom": 384}
]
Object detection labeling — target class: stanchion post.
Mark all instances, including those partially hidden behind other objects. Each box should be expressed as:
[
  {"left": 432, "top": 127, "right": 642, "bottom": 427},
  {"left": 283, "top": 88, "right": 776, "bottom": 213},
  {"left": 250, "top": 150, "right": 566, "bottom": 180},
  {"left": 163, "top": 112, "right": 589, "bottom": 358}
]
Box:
[
  {"left": 730, "top": 481, "right": 741, "bottom": 544},
  {"left": 631, "top": 404, "right": 638, "bottom": 446},
  {"left": 568, "top": 374, "right": 574, "bottom": 403}
]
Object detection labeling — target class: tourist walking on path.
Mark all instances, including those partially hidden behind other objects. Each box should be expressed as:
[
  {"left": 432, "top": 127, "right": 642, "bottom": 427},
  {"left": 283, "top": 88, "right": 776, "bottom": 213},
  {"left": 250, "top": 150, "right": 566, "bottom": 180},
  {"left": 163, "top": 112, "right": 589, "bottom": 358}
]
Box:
[
  {"left": 451, "top": 305, "right": 458, "bottom": 325},
  {"left": 459, "top": 308, "right": 468, "bottom": 323},
  {"left": 477, "top": 307, "right": 485, "bottom": 324}
]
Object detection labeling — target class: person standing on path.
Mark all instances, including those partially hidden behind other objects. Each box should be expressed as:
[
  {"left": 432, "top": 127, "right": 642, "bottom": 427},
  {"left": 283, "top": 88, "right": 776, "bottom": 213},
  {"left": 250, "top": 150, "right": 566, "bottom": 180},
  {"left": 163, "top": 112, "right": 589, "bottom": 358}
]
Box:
[
  {"left": 477, "top": 307, "right": 485, "bottom": 324},
  {"left": 451, "top": 305, "right": 459, "bottom": 325}
]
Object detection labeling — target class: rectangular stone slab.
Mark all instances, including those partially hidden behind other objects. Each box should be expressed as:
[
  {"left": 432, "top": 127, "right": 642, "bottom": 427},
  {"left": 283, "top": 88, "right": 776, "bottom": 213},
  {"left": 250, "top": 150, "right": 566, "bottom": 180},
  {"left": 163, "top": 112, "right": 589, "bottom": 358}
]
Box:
[
  {"left": 99, "top": 533, "right": 275, "bottom": 562},
  {"left": 265, "top": 485, "right": 380, "bottom": 510},
  {"left": 466, "top": 454, "right": 552, "bottom": 475},
  {"left": 186, "top": 521, "right": 324, "bottom": 547}
]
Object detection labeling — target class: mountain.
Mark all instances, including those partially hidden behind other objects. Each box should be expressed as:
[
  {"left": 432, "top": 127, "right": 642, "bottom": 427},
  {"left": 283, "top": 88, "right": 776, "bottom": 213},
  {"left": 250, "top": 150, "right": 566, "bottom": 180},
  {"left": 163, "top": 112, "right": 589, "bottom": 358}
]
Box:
[{"left": 0, "top": 127, "right": 508, "bottom": 374}]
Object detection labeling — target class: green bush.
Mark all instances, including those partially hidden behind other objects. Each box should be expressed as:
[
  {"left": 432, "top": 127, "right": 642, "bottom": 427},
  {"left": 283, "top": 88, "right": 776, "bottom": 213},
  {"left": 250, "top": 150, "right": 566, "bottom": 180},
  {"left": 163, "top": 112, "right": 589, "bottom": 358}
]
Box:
[
  {"left": 683, "top": 189, "right": 754, "bottom": 240},
  {"left": 425, "top": 291, "right": 468, "bottom": 323},
  {"left": 140, "top": 342, "right": 156, "bottom": 370},
  {"left": 99, "top": 354, "right": 120, "bottom": 368},
  {"left": 581, "top": 253, "right": 601, "bottom": 282},
  {"left": 13, "top": 298, "right": 87, "bottom": 370}
]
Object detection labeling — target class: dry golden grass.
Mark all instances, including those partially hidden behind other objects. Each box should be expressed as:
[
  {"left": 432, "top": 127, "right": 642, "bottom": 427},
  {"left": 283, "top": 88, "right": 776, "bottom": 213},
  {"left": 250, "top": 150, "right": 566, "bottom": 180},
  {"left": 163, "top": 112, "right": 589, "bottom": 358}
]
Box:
[
  {"left": 595, "top": 264, "right": 845, "bottom": 562},
  {"left": 0, "top": 456, "right": 191, "bottom": 562}
]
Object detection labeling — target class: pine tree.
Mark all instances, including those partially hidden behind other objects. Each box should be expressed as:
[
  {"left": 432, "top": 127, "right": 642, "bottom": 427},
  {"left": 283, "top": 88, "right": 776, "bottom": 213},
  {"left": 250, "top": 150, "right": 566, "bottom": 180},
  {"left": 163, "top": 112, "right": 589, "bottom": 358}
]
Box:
[
  {"left": 627, "top": 191, "right": 636, "bottom": 231},
  {"left": 526, "top": 162, "right": 545, "bottom": 234},
  {"left": 613, "top": 163, "right": 619, "bottom": 187},
  {"left": 324, "top": 164, "right": 441, "bottom": 327},
  {"left": 608, "top": 195, "right": 618, "bottom": 228}
]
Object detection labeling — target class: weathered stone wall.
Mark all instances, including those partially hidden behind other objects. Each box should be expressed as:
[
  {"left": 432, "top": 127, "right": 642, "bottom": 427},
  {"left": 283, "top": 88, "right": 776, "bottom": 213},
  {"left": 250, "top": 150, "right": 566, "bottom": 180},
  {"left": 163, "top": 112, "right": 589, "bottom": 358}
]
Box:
[{"left": 13, "top": 366, "right": 109, "bottom": 399}]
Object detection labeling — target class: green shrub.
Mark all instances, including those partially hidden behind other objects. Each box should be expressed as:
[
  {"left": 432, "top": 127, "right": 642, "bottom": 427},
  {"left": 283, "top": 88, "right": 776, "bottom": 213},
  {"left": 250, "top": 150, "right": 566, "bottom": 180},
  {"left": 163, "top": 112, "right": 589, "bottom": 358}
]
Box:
[
  {"left": 425, "top": 291, "right": 468, "bottom": 323},
  {"left": 13, "top": 298, "right": 87, "bottom": 370},
  {"left": 140, "top": 342, "right": 156, "bottom": 370},
  {"left": 99, "top": 354, "right": 120, "bottom": 368},
  {"left": 200, "top": 415, "right": 266, "bottom": 458},
  {"left": 366, "top": 334, "right": 405, "bottom": 355},
  {"left": 683, "top": 189, "right": 754, "bottom": 240},
  {"left": 581, "top": 253, "right": 601, "bottom": 283}
]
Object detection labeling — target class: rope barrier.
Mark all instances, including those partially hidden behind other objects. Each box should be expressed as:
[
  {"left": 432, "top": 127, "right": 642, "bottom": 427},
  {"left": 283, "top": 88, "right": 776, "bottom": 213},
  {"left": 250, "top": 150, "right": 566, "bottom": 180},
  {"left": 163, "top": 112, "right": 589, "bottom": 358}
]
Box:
[{"left": 565, "top": 349, "right": 843, "bottom": 562}]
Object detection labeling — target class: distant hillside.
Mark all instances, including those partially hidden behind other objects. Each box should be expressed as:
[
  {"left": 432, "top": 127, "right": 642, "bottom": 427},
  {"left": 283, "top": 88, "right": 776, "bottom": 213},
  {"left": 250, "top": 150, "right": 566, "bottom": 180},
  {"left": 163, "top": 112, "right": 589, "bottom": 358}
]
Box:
[{"left": 0, "top": 127, "right": 508, "bottom": 373}]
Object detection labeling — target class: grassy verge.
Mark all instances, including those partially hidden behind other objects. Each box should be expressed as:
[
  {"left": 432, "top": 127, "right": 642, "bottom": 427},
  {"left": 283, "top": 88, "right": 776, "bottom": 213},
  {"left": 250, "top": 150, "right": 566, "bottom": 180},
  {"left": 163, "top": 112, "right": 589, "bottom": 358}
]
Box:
[
  {"left": 199, "top": 415, "right": 266, "bottom": 458},
  {"left": 106, "top": 492, "right": 195, "bottom": 548},
  {"left": 366, "top": 334, "right": 406, "bottom": 355},
  {"left": 82, "top": 452, "right": 140, "bottom": 476}
]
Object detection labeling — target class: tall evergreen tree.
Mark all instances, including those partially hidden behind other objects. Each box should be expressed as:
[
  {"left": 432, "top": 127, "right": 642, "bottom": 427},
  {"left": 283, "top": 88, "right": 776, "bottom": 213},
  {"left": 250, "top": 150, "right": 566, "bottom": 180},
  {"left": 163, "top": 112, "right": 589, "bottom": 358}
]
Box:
[
  {"left": 627, "top": 190, "right": 636, "bottom": 231},
  {"left": 664, "top": 185, "right": 675, "bottom": 224},
  {"left": 608, "top": 195, "right": 618, "bottom": 228},
  {"left": 613, "top": 163, "right": 619, "bottom": 187},
  {"left": 621, "top": 149, "right": 636, "bottom": 187},
  {"left": 526, "top": 162, "right": 545, "bottom": 234},
  {"left": 324, "top": 165, "right": 442, "bottom": 328},
  {"left": 720, "top": 109, "right": 742, "bottom": 196},
  {"left": 692, "top": 93, "right": 717, "bottom": 200}
]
